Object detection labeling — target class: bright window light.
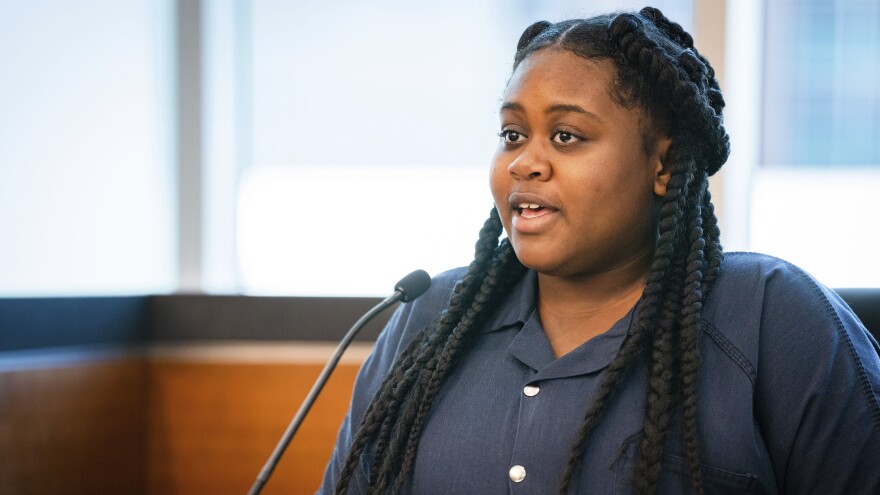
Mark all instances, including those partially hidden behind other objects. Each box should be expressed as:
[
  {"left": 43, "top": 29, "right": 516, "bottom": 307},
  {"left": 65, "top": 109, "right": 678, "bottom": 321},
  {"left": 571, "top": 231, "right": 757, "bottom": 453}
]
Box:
[
  {"left": 750, "top": 169, "right": 880, "bottom": 288},
  {"left": 223, "top": 0, "right": 694, "bottom": 297},
  {"left": 238, "top": 166, "right": 493, "bottom": 296},
  {"left": 0, "top": 0, "right": 175, "bottom": 296}
]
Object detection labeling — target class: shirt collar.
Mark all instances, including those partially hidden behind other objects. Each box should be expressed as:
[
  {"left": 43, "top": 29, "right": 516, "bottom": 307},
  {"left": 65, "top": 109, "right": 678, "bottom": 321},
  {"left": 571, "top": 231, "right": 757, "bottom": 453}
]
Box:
[
  {"left": 479, "top": 268, "right": 641, "bottom": 376},
  {"left": 481, "top": 269, "right": 640, "bottom": 336},
  {"left": 510, "top": 305, "right": 638, "bottom": 377},
  {"left": 480, "top": 269, "right": 539, "bottom": 333}
]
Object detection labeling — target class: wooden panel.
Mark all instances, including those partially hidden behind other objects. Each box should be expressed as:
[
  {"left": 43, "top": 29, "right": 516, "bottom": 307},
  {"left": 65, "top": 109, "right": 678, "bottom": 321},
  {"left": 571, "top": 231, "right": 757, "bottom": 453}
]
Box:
[
  {"left": 147, "top": 359, "right": 360, "bottom": 495},
  {"left": 0, "top": 344, "right": 365, "bottom": 495},
  {"left": 0, "top": 358, "right": 148, "bottom": 495}
]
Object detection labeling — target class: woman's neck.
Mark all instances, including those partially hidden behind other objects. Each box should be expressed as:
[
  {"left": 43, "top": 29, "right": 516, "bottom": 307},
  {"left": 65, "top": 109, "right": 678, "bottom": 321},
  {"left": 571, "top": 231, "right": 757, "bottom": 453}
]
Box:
[{"left": 536, "top": 253, "right": 650, "bottom": 358}]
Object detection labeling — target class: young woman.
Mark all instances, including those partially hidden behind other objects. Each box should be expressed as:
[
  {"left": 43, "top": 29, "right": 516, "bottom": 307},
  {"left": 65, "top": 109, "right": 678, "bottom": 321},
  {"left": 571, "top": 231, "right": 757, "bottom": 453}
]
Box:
[{"left": 320, "top": 7, "right": 880, "bottom": 494}]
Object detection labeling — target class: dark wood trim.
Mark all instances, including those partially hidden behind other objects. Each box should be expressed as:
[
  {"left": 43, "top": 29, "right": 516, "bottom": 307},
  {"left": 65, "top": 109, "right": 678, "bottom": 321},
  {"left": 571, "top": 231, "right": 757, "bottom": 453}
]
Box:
[
  {"left": 835, "top": 288, "right": 880, "bottom": 338},
  {"left": 1, "top": 289, "right": 877, "bottom": 354},
  {"left": 146, "top": 295, "right": 390, "bottom": 342},
  {"left": 0, "top": 295, "right": 393, "bottom": 353},
  {"left": 0, "top": 296, "right": 149, "bottom": 352}
]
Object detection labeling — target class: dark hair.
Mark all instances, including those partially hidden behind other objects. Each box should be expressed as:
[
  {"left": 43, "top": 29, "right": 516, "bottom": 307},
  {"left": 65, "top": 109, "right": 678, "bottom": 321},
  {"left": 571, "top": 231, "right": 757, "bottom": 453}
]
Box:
[{"left": 335, "top": 7, "right": 728, "bottom": 494}]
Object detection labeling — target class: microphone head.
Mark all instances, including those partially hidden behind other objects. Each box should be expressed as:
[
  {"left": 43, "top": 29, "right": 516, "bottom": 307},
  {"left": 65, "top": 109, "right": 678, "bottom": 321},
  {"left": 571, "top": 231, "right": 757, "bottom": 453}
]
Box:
[{"left": 395, "top": 269, "right": 432, "bottom": 302}]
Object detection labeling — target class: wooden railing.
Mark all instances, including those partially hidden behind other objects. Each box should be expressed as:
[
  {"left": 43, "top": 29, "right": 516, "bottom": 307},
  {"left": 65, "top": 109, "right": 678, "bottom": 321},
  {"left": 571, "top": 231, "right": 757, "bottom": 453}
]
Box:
[{"left": 0, "top": 343, "right": 371, "bottom": 495}]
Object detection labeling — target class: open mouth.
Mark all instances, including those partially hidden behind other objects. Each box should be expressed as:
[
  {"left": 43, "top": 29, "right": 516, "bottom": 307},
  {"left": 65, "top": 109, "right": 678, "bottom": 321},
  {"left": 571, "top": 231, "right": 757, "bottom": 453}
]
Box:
[{"left": 516, "top": 203, "right": 556, "bottom": 219}]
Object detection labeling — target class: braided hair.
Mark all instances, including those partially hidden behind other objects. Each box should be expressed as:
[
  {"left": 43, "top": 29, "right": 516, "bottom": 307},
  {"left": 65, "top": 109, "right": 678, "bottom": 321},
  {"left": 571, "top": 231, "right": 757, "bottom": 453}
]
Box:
[{"left": 335, "top": 7, "right": 728, "bottom": 494}]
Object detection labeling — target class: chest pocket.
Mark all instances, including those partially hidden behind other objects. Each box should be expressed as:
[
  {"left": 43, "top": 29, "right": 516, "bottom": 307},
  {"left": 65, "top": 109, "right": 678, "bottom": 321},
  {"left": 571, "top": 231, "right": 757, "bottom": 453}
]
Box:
[{"left": 610, "top": 436, "right": 758, "bottom": 495}]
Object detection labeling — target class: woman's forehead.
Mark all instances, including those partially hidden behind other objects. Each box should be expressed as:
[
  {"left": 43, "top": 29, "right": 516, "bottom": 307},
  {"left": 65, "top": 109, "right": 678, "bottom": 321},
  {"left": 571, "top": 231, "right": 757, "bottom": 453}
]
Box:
[{"left": 501, "top": 49, "right": 618, "bottom": 112}]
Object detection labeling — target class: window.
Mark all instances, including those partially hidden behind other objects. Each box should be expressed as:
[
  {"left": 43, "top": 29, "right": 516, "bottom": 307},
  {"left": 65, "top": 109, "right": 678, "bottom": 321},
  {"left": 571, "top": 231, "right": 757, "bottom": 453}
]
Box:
[
  {"left": 763, "top": 0, "right": 880, "bottom": 167},
  {"left": 0, "top": 0, "right": 175, "bottom": 295},
  {"left": 746, "top": 0, "right": 880, "bottom": 287},
  {"left": 214, "top": 0, "right": 694, "bottom": 295}
]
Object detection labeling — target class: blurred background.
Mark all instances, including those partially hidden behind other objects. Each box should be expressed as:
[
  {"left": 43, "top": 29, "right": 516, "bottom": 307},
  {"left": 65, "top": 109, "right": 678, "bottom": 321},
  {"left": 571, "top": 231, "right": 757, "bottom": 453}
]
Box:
[
  {"left": 1, "top": 0, "right": 878, "bottom": 493},
  {"left": 2, "top": 0, "right": 879, "bottom": 298}
]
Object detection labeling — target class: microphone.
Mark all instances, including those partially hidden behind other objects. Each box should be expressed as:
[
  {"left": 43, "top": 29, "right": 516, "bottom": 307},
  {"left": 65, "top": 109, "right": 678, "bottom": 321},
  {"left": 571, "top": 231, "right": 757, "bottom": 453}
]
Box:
[
  {"left": 247, "top": 269, "right": 432, "bottom": 495},
  {"left": 393, "top": 268, "right": 432, "bottom": 302}
]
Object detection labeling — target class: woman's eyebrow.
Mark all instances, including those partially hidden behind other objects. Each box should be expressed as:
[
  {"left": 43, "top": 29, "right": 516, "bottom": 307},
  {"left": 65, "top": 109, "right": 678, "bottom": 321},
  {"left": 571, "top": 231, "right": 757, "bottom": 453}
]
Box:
[
  {"left": 546, "top": 103, "right": 601, "bottom": 121},
  {"left": 500, "top": 101, "right": 525, "bottom": 113},
  {"left": 499, "top": 102, "right": 601, "bottom": 121}
]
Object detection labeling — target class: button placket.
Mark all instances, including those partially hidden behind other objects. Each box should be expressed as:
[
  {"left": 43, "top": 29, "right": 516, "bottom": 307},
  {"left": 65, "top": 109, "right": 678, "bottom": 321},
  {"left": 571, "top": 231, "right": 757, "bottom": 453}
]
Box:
[{"left": 510, "top": 381, "right": 539, "bottom": 488}]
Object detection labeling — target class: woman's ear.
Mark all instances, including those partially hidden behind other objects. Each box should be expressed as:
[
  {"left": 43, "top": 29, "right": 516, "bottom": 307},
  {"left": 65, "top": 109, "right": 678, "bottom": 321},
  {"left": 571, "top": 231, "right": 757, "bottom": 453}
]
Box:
[{"left": 653, "top": 137, "right": 673, "bottom": 197}]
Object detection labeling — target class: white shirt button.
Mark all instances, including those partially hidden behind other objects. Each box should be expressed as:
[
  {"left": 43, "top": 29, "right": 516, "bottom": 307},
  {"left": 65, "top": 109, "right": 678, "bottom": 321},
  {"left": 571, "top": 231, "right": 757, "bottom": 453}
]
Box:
[
  {"left": 523, "top": 384, "right": 540, "bottom": 397},
  {"left": 509, "top": 464, "right": 526, "bottom": 483}
]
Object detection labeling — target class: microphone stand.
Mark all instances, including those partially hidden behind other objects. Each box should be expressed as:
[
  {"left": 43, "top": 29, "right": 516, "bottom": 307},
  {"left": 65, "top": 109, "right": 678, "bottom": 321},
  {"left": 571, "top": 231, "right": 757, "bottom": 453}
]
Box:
[{"left": 246, "top": 289, "right": 407, "bottom": 495}]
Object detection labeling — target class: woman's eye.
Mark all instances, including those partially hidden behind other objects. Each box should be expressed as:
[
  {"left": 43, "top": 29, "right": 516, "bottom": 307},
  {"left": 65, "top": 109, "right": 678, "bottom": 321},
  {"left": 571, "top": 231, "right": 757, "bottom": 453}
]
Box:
[
  {"left": 552, "top": 131, "right": 579, "bottom": 144},
  {"left": 499, "top": 130, "right": 525, "bottom": 144}
]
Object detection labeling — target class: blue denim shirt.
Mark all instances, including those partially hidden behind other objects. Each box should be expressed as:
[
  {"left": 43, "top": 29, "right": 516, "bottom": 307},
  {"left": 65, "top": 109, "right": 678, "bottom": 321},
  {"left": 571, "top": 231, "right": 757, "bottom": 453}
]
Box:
[{"left": 320, "top": 253, "right": 880, "bottom": 494}]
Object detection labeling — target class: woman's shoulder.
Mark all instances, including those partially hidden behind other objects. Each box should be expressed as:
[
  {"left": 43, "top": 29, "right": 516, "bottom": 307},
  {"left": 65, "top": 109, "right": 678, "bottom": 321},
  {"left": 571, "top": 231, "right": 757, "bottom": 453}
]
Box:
[
  {"left": 371, "top": 266, "right": 467, "bottom": 361},
  {"left": 713, "top": 251, "right": 824, "bottom": 293},
  {"left": 710, "top": 259, "right": 880, "bottom": 490},
  {"left": 414, "top": 266, "right": 468, "bottom": 310},
  {"left": 703, "top": 251, "right": 875, "bottom": 374},
  {"left": 708, "top": 251, "right": 855, "bottom": 323},
  {"left": 400, "top": 266, "right": 467, "bottom": 327}
]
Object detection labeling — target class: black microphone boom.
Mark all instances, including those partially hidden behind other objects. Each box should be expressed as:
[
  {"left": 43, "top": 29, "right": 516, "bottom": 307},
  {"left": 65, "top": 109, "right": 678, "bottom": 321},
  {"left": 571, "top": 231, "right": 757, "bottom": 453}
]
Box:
[{"left": 247, "top": 269, "right": 432, "bottom": 495}]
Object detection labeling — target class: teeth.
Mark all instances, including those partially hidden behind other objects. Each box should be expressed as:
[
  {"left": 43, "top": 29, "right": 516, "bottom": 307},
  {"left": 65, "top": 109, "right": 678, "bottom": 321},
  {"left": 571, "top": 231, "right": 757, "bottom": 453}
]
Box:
[{"left": 518, "top": 203, "right": 542, "bottom": 209}]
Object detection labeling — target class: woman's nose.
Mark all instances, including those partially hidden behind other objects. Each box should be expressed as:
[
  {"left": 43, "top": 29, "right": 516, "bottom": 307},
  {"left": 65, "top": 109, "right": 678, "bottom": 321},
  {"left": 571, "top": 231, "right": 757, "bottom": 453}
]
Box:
[{"left": 507, "top": 146, "right": 551, "bottom": 181}]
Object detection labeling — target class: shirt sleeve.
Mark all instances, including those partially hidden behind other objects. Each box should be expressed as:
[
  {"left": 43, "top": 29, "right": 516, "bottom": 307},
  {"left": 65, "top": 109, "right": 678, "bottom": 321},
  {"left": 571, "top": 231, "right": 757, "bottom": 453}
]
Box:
[{"left": 753, "top": 264, "right": 880, "bottom": 493}]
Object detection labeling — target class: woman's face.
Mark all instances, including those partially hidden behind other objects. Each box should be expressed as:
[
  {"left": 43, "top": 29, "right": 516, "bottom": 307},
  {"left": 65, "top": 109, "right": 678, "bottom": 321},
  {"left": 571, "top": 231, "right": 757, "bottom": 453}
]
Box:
[{"left": 490, "top": 48, "right": 670, "bottom": 279}]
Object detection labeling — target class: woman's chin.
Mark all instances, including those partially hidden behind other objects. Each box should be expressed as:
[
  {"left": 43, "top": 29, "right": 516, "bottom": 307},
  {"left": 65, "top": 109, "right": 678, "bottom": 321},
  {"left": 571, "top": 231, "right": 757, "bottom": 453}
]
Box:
[{"left": 511, "top": 248, "right": 571, "bottom": 278}]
